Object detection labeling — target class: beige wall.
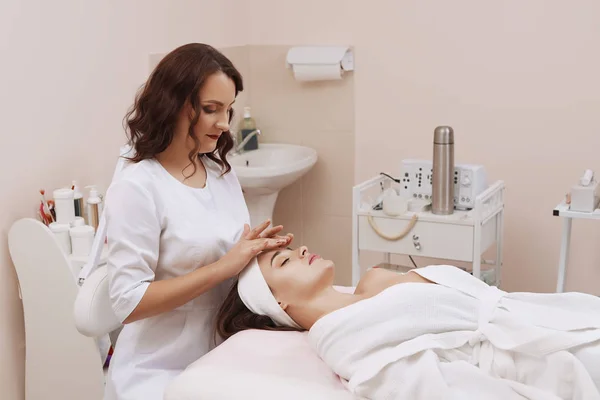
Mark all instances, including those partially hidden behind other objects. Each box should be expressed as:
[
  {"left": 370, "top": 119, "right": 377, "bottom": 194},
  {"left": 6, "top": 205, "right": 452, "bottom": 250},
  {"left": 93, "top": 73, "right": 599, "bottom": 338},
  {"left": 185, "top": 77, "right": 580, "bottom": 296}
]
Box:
[
  {"left": 242, "top": 0, "right": 600, "bottom": 296},
  {"left": 0, "top": 1, "right": 237, "bottom": 398}
]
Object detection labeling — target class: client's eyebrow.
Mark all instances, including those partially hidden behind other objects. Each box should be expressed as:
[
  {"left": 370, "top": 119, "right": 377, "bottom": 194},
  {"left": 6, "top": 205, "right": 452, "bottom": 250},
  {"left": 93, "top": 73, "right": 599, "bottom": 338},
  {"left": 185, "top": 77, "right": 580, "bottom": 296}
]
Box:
[{"left": 270, "top": 247, "right": 293, "bottom": 266}]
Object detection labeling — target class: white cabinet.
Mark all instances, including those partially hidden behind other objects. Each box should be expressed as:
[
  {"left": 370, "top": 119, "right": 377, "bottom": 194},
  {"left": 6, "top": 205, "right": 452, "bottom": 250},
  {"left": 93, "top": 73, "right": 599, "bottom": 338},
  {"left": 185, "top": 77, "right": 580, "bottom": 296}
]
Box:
[{"left": 352, "top": 175, "right": 505, "bottom": 286}]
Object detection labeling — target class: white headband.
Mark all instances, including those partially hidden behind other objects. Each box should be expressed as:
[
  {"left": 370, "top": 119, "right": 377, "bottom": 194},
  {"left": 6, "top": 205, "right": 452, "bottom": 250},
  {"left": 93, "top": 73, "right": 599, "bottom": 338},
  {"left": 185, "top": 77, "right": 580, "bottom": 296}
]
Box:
[{"left": 237, "top": 258, "right": 302, "bottom": 329}]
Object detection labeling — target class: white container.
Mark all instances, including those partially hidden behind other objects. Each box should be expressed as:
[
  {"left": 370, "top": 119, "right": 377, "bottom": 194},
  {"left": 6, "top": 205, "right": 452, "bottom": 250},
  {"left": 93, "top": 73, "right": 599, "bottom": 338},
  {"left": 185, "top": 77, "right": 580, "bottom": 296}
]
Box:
[
  {"left": 71, "top": 217, "right": 85, "bottom": 227},
  {"left": 570, "top": 180, "right": 600, "bottom": 213},
  {"left": 53, "top": 188, "right": 76, "bottom": 224},
  {"left": 49, "top": 222, "right": 72, "bottom": 255},
  {"left": 69, "top": 225, "right": 95, "bottom": 257},
  {"left": 382, "top": 189, "right": 408, "bottom": 216}
]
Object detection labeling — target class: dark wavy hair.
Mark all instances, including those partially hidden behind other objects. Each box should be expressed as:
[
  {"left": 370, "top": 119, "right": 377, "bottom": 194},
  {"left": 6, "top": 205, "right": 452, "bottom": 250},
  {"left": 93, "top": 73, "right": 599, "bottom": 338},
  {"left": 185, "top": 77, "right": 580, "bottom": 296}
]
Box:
[
  {"left": 123, "top": 43, "right": 243, "bottom": 177},
  {"left": 215, "top": 280, "right": 304, "bottom": 341}
]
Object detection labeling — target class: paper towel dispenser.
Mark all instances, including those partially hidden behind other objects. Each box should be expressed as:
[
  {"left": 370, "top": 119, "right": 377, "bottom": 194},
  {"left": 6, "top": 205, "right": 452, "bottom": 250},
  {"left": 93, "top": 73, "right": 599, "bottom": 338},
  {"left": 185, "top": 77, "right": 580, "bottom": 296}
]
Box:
[{"left": 285, "top": 46, "right": 354, "bottom": 81}]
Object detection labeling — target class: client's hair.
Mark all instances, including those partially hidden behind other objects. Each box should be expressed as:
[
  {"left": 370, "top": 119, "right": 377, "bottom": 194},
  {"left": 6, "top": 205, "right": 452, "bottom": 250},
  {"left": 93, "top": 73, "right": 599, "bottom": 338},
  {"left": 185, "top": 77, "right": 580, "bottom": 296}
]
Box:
[{"left": 215, "top": 280, "right": 304, "bottom": 341}]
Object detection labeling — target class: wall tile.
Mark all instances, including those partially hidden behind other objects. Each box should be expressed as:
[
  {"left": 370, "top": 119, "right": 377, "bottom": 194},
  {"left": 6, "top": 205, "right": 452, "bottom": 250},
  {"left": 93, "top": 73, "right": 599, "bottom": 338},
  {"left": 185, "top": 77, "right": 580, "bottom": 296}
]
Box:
[
  {"left": 247, "top": 45, "right": 355, "bottom": 133},
  {"left": 272, "top": 179, "right": 303, "bottom": 244},
  {"left": 301, "top": 130, "right": 354, "bottom": 218},
  {"left": 303, "top": 214, "right": 353, "bottom": 286},
  {"left": 219, "top": 45, "right": 252, "bottom": 130},
  {"left": 255, "top": 125, "right": 304, "bottom": 145}
]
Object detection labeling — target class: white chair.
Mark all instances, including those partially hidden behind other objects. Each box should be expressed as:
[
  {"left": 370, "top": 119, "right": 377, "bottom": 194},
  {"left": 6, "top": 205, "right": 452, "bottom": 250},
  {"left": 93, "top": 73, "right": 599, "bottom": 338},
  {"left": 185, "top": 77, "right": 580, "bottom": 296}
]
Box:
[
  {"left": 7, "top": 144, "right": 132, "bottom": 400},
  {"left": 8, "top": 218, "right": 105, "bottom": 400}
]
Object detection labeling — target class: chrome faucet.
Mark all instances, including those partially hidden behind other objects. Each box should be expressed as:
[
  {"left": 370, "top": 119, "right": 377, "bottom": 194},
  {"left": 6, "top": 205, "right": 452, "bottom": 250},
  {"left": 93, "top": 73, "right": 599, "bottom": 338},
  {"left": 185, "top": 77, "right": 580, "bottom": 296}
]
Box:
[{"left": 231, "top": 129, "right": 261, "bottom": 155}]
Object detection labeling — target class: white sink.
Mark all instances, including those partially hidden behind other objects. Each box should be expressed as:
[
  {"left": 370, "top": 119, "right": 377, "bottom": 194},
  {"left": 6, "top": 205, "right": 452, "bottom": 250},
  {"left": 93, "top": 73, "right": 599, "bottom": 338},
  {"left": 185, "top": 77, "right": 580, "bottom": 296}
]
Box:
[{"left": 231, "top": 143, "right": 317, "bottom": 227}]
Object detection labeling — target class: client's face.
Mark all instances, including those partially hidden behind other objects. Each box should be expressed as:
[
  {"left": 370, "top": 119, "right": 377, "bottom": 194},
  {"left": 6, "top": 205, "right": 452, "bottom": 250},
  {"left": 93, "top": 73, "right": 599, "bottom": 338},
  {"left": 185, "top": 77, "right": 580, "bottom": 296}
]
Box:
[{"left": 256, "top": 246, "right": 335, "bottom": 306}]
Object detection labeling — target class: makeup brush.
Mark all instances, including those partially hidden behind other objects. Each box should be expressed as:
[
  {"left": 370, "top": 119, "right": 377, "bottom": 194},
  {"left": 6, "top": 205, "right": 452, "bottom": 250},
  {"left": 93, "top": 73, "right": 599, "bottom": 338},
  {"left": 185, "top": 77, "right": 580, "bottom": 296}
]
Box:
[
  {"left": 48, "top": 200, "right": 56, "bottom": 221},
  {"left": 37, "top": 209, "right": 46, "bottom": 224},
  {"left": 38, "top": 202, "right": 51, "bottom": 225},
  {"left": 39, "top": 189, "right": 55, "bottom": 222}
]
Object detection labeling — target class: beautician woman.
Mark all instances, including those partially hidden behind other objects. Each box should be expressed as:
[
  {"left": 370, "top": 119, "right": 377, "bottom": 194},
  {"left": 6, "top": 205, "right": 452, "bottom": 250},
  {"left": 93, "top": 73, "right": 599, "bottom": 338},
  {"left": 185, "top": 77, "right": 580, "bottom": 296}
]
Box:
[{"left": 102, "top": 43, "right": 292, "bottom": 400}]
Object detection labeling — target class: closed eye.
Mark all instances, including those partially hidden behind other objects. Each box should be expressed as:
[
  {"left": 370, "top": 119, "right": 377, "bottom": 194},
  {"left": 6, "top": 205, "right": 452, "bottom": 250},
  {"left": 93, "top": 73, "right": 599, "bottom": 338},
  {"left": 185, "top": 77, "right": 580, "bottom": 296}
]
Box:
[{"left": 271, "top": 248, "right": 294, "bottom": 268}]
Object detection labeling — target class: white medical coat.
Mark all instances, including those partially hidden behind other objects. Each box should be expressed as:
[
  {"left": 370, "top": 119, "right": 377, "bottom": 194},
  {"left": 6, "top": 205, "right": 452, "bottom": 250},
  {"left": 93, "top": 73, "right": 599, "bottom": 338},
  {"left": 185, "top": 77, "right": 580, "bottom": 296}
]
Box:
[{"left": 102, "top": 157, "right": 250, "bottom": 400}]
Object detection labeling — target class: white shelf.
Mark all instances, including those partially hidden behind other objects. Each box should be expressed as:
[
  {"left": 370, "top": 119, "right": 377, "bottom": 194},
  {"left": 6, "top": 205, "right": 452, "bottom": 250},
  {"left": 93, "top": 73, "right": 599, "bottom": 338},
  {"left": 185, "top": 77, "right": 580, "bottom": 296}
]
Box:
[{"left": 553, "top": 202, "right": 600, "bottom": 220}]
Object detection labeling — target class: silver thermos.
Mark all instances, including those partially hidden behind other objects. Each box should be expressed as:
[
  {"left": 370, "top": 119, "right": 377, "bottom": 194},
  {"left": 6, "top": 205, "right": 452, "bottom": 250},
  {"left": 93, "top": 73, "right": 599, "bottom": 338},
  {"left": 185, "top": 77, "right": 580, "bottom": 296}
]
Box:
[{"left": 432, "top": 126, "right": 455, "bottom": 215}]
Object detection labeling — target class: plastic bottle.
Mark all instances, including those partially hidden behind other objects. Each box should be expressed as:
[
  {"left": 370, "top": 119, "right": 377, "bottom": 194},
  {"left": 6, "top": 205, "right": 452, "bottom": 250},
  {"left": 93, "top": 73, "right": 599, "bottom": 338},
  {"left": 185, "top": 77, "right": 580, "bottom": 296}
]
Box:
[
  {"left": 49, "top": 222, "right": 72, "bottom": 255},
  {"left": 238, "top": 106, "right": 259, "bottom": 151},
  {"left": 72, "top": 181, "right": 84, "bottom": 219},
  {"left": 85, "top": 185, "right": 103, "bottom": 232},
  {"left": 53, "top": 188, "right": 76, "bottom": 225},
  {"left": 69, "top": 224, "right": 95, "bottom": 257}
]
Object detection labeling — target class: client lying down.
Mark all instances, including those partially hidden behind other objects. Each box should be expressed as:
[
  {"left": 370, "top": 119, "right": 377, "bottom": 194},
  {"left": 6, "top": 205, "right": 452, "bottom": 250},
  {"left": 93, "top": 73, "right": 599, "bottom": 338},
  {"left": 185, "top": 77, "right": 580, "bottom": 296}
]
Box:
[{"left": 215, "top": 245, "right": 600, "bottom": 400}]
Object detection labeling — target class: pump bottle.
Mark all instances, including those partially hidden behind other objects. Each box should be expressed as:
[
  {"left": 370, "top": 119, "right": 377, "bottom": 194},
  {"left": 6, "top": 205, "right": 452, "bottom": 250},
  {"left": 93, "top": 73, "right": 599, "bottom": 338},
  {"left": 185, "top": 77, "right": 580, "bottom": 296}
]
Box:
[
  {"left": 238, "top": 107, "right": 259, "bottom": 151},
  {"left": 85, "top": 185, "right": 103, "bottom": 231}
]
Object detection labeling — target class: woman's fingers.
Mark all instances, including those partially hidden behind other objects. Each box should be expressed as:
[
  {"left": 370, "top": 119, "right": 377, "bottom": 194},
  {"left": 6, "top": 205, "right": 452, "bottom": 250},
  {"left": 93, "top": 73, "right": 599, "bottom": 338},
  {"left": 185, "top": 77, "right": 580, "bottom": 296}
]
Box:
[
  {"left": 253, "top": 237, "right": 287, "bottom": 253},
  {"left": 268, "top": 233, "right": 293, "bottom": 245},
  {"left": 259, "top": 225, "right": 284, "bottom": 238},
  {"left": 245, "top": 219, "right": 271, "bottom": 239},
  {"left": 244, "top": 221, "right": 293, "bottom": 251}
]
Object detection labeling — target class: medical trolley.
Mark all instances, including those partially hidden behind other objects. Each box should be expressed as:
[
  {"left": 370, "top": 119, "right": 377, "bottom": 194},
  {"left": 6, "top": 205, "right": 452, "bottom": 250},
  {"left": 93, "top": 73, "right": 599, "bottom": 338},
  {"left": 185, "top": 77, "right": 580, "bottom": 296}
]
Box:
[{"left": 351, "top": 174, "right": 506, "bottom": 286}]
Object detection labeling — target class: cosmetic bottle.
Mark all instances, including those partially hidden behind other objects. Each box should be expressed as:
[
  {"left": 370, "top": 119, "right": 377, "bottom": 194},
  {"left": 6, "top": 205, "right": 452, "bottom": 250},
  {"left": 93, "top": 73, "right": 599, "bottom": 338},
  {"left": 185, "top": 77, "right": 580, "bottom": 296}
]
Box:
[
  {"left": 71, "top": 216, "right": 85, "bottom": 227},
  {"left": 72, "top": 181, "right": 84, "bottom": 219},
  {"left": 49, "top": 222, "right": 72, "bottom": 255},
  {"left": 70, "top": 224, "right": 95, "bottom": 257},
  {"left": 86, "top": 185, "right": 103, "bottom": 232},
  {"left": 53, "top": 188, "right": 76, "bottom": 224},
  {"left": 238, "top": 107, "right": 259, "bottom": 151}
]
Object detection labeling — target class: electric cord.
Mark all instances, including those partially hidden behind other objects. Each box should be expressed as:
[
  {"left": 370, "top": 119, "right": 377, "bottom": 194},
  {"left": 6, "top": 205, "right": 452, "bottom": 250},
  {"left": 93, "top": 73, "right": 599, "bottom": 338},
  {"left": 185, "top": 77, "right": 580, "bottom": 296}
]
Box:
[
  {"left": 409, "top": 255, "right": 418, "bottom": 268},
  {"left": 379, "top": 172, "right": 400, "bottom": 183},
  {"left": 367, "top": 213, "right": 418, "bottom": 240}
]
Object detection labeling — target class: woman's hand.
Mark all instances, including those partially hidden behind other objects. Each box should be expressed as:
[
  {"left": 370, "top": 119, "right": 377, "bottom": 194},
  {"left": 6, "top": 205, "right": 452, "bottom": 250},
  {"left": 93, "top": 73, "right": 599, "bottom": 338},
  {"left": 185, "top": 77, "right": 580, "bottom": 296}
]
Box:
[
  {"left": 258, "top": 223, "right": 294, "bottom": 247},
  {"left": 222, "top": 220, "right": 293, "bottom": 277}
]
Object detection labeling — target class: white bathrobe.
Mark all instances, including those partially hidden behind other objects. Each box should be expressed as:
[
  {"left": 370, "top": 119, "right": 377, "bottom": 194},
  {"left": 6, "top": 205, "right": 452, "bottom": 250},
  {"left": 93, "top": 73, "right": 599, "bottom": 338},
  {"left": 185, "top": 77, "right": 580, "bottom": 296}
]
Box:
[{"left": 308, "top": 265, "right": 600, "bottom": 400}]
